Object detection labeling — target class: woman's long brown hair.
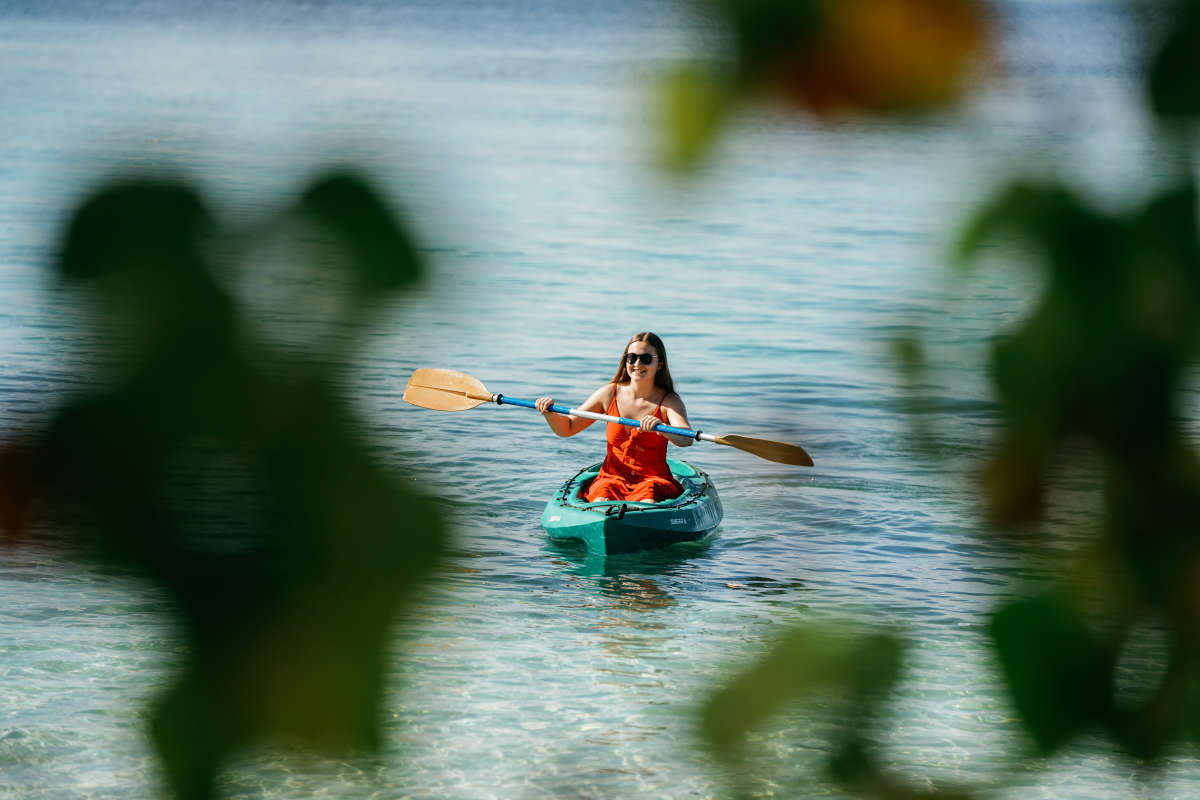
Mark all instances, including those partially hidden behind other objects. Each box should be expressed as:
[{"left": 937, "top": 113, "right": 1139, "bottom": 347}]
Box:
[{"left": 609, "top": 332, "right": 675, "bottom": 395}]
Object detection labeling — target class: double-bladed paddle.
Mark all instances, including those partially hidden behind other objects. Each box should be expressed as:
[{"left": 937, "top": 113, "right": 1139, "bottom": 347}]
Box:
[{"left": 402, "top": 368, "right": 813, "bottom": 467}]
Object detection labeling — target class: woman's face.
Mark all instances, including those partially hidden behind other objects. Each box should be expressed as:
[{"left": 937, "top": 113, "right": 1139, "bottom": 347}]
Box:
[{"left": 624, "top": 341, "right": 660, "bottom": 382}]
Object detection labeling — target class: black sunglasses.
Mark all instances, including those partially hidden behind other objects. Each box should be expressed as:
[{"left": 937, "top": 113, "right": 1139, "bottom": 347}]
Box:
[{"left": 624, "top": 352, "right": 656, "bottom": 366}]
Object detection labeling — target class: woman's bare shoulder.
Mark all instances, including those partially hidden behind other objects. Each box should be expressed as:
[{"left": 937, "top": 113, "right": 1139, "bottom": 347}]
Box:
[
  {"left": 662, "top": 391, "right": 688, "bottom": 414},
  {"left": 581, "top": 382, "right": 617, "bottom": 410}
]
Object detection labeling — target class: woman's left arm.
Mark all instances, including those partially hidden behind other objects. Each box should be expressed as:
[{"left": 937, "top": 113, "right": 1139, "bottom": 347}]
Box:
[{"left": 656, "top": 394, "right": 694, "bottom": 447}]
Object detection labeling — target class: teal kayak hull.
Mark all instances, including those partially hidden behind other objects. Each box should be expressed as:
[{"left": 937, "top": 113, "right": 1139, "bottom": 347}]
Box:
[{"left": 540, "top": 458, "right": 723, "bottom": 556}]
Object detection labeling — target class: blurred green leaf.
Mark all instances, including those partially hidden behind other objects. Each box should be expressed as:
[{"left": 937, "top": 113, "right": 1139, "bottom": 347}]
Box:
[
  {"left": 1148, "top": 0, "right": 1200, "bottom": 119},
  {"left": 704, "top": 624, "right": 982, "bottom": 797},
  {"left": 990, "top": 592, "right": 1115, "bottom": 755},
  {"left": 890, "top": 334, "right": 950, "bottom": 459},
  {"left": 709, "top": 0, "right": 825, "bottom": 78},
  {"left": 59, "top": 180, "right": 213, "bottom": 282},
  {"left": 956, "top": 180, "right": 1200, "bottom": 525},
  {"left": 660, "top": 65, "right": 732, "bottom": 170},
  {"left": 702, "top": 625, "right": 904, "bottom": 755},
  {"left": 300, "top": 170, "right": 423, "bottom": 294}
]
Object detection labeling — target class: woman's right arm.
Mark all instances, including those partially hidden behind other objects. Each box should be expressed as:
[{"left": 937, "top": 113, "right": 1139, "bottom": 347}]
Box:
[{"left": 536, "top": 384, "right": 611, "bottom": 437}]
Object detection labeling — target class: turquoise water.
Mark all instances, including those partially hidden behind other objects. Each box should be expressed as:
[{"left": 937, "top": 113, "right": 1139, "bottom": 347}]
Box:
[{"left": 3, "top": 1, "right": 1197, "bottom": 797}]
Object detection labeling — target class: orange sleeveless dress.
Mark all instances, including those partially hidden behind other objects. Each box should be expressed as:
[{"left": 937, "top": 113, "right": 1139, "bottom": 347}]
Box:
[{"left": 584, "top": 388, "right": 684, "bottom": 503}]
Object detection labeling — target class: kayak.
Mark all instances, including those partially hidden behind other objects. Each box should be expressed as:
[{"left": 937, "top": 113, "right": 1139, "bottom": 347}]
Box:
[{"left": 540, "top": 458, "right": 723, "bottom": 556}]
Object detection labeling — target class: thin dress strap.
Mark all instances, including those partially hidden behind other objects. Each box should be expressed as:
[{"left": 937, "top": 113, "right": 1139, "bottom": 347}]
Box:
[{"left": 653, "top": 391, "right": 668, "bottom": 417}]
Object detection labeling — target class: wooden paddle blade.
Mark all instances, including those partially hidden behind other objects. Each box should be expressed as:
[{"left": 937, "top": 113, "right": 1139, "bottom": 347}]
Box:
[
  {"left": 403, "top": 368, "right": 493, "bottom": 411},
  {"left": 712, "top": 434, "right": 814, "bottom": 466}
]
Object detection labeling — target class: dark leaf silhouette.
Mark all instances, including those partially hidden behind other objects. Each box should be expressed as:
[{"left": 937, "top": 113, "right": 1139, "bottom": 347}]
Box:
[{"left": 4, "top": 173, "right": 445, "bottom": 800}]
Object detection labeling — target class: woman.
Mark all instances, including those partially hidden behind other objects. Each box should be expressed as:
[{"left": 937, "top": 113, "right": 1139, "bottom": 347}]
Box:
[{"left": 535, "top": 332, "right": 693, "bottom": 502}]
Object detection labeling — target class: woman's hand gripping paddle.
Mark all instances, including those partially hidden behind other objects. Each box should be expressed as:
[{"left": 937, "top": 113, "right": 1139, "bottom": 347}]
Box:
[{"left": 403, "top": 368, "right": 814, "bottom": 467}]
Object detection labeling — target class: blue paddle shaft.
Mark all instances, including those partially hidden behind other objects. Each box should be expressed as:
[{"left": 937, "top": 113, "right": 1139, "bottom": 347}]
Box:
[{"left": 495, "top": 394, "right": 701, "bottom": 440}]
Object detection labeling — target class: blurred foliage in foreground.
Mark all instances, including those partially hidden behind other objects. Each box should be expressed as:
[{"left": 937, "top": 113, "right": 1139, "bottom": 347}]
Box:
[
  {"left": 0, "top": 173, "right": 444, "bottom": 800},
  {"left": 3, "top": 1, "right": 1200, "bottom": 798},
  {"left": 662, "top": 0, "right": 990, "bottom": 168},
  {"left": 961, "top": 181, "right": 1200, "bottom": 761},
  {"left": 684, "top": 0, "right": 1200, "bottom": 797}
]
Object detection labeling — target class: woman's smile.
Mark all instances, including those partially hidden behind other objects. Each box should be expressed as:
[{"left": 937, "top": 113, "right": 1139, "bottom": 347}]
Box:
[{"left": 625, "top": 346, "right": 658, "bottom": 380}]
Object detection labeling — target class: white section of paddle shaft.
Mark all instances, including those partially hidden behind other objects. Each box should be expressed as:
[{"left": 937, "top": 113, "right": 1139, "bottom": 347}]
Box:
[{"left": 562, "top": 406, "right": 704, "bottom": 440}]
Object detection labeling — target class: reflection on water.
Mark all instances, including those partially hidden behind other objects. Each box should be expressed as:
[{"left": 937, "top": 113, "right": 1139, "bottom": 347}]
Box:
[
  {"left": 595, "top": 575, "right": 674, "bottom": 611},
  {"left": 547, "top": 536, "right": 723, "bottom": 613},
  {"left": 547, "top": 535, "right": 718, "bottom": 578}
]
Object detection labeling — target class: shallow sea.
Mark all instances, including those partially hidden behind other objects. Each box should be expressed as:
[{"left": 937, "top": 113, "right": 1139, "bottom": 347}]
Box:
[{"left": 3, "top": 1, "right": 1198, "bottom": 798}]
